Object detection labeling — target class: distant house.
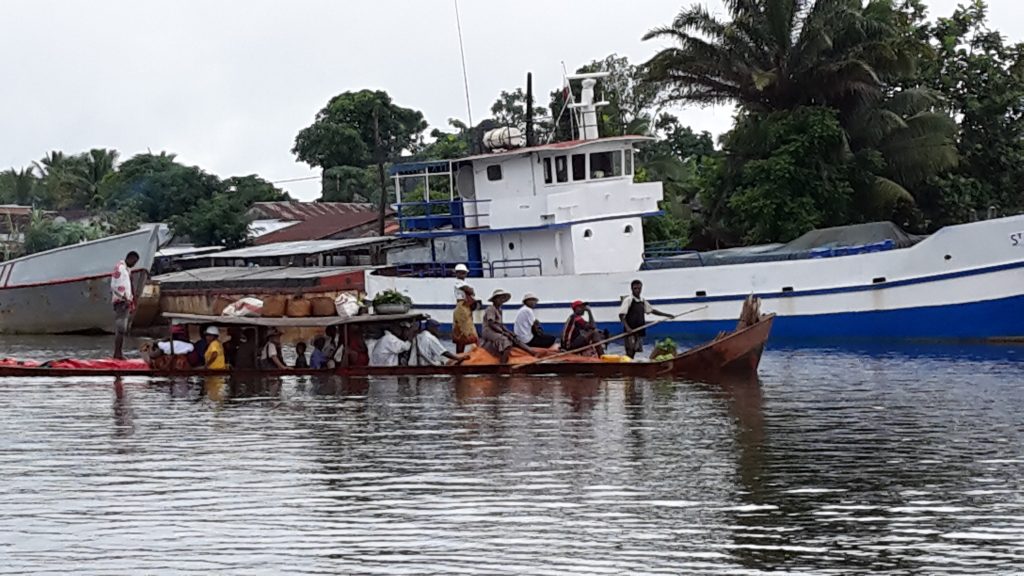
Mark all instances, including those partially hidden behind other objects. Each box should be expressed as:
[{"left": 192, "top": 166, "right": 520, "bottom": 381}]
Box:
[{"left": 247, "top": 201, "right": 397, "bottom": 245}]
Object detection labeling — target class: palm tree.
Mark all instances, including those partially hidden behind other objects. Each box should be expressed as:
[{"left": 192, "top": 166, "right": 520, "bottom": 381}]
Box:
[
  {"left": 0, "top": 167, "right": 40, "bottom": 206},
  {"left": 80, "top": 148, "right": 119, "bottom": 205},
  {"left": 643, "top": 0, "right": 911, "bottom": 114}
]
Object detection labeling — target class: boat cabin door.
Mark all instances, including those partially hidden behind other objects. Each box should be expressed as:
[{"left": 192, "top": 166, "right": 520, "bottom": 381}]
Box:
[{"left": 496, "top": 232, "right": 525, "bottom": 277}]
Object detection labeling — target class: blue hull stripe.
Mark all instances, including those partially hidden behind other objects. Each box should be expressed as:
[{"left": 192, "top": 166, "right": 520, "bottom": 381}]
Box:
[
  {"left": 410, "top": 259, "right": 1024, "bottom": 311},
  {"left": 427, "top": 295, "right": 1024, "bottom": 341}
]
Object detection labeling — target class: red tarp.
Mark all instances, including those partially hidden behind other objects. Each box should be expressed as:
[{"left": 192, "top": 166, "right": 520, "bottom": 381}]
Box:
[{"left": 0, "top": 358, "right": 149, "bottom": 370}]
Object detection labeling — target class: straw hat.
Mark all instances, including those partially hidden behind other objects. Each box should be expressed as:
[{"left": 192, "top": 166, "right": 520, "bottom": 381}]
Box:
[
  {"left": 489, "top": 289, "right": 512, "bottom": 302},
  {"left": 522, "top": 292, "right": 539, "bottom": 303}
]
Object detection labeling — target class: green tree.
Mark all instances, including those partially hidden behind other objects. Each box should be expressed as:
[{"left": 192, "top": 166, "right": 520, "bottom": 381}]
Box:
[
  {"left": 100, "top": 152, "right": 224, "bottom": 222},
  {"left": 0, "top": 167, "right": 41, "bottom": 206},
  {"left": 916, "top": 0, "right": 1024, "bottom": 225},
  {"left": 170, "top": 193, "right": 251, "bottom": 248},
  {"left": 321, "top": 165, "right": 375, "bottom": 202},
  {"left": 223, "top": 174, "right": 290, "bottom": 205},
  {"left": 293, "top": 90, "right": 427, "bottom": 169},
  {"left": 20, "top": 210, "right": 106, "bottom": 256},
  {"left": 705, "top": 107, "right": 856, "bottom": 244}
]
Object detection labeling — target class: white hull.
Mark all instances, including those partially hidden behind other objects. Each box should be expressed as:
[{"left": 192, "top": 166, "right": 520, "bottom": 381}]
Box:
[
  {"left": 368, "top": 216, "right": 1024, "bottom": 341},
  {"left": 0, "top": 228, "right": 161, "bottom": 334}
]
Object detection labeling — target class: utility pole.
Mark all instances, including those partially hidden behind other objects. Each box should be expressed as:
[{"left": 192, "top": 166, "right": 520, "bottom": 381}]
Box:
[
  {"left": 374, "top": 107, "right": 388, "bottom": 237},
  {"left": 525, "top": 72, "right": 535, "bottom": 147}
]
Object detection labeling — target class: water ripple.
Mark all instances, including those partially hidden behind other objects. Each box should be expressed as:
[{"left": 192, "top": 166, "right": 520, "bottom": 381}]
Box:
[{"left": 0, "top": 336, "right": 1022, "bottom": 574}]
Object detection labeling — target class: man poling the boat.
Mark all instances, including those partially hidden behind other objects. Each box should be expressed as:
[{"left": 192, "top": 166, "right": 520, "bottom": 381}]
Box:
[
  {"left": 481, "top": 289, "right": 538, "bottom": 364},
  {"left": 111, "top": 250, "right": 140, "bottom": 360},
  {"left": 619, "top": 279, "right": 673, "bottom": 359}
]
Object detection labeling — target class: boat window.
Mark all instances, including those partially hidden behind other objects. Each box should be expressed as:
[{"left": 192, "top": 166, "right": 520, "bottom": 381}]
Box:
[
  {"left": 590, "top": 151, "right": 622, "bottom": 178},
  {"left": 555, "top": 156, "right": 568, "bottom": 183},
  {"left": 583, "top": 229, "right": 593, "bottom": 238},
  {"left": 486, "top": 165, "right": 503, "bottom": 181},
  {"left": 543, "top": 158, "right": 552, "bottom": 184},
  {"left": 624, "top": 149, "right": 634, "bottom": 175},
  {"left": 624, "top": 224, "right": 633, "bottom": 234},
  {"left": 571, "top": 154, "right": 586, "bottom": 181}
]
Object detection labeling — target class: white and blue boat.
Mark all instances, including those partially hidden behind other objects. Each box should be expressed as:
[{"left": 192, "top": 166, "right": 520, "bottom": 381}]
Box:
[{"left": 366, "top": 74, "right": 1024, "bottom": 342}]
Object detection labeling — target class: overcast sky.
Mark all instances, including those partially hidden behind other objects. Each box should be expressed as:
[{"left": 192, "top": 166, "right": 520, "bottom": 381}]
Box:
[{"left": 2, "top": 0, "right": 1020, "bottom": 201}]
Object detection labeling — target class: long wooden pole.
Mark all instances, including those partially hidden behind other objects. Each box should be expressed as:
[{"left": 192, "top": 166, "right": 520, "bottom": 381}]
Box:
[{"left": 513, "top": 305, "right": 709, "bottom": 370}]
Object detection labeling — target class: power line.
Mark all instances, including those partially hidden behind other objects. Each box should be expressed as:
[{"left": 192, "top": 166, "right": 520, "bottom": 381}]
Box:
[{"left": 269, "top": 175, "right": 320, "bottom": 184}]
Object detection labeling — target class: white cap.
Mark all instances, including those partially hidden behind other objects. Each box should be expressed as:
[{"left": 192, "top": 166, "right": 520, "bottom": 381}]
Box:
[
  {"left": 454, "top": 263, "right": 469, "bottom": 273},
  {"left": 205, "top": 326, "right": 220, "bottom": 336}
]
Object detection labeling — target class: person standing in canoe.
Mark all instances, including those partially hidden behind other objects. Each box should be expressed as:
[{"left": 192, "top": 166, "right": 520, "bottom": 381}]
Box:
[
  {"left": 452, "top": 284, "right": 479, "bottom": 353},
  {"left": 619, "top": 279, "right": 673, "bottom": 359},
  {"left": 111, "top": 250, "right": 140, "bottom": 360}
]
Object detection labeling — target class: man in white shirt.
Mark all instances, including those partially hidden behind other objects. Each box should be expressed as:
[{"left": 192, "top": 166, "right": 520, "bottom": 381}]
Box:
[
  {"left": 369, "top": 324, "right": 413, "bottom": 367},
  {"left": 410, "top": 319, "right": 465, "bottom": 366},
  {"left": 514, "top": 293, "right": 556, "bottom": 348},
  {"left": 111, "top": 250, "right": 140, "bottom": 359}
]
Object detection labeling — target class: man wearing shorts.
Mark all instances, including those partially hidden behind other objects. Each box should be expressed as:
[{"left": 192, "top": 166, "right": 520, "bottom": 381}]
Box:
[{"left": 111, "top": 251, "right": 140, "bottom": 359}]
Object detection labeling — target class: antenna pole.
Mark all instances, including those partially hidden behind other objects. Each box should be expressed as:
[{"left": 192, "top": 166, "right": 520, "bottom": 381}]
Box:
[{"left": 454, "top": 0, "right": 473, "bottom": 127}]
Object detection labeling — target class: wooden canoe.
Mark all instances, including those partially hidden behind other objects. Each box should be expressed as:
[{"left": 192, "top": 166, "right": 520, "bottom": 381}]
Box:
[{"left": 0, "top": 302, "right": 775, "bottom": 382}]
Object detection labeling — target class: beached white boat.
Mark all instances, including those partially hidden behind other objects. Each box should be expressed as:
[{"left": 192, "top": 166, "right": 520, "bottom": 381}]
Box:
[
  {"left": 365, "top": 72, "right": 1024, "bottom": 342},
  {"left": 0, "top": 227, "right": 161, "bottom": 334}
]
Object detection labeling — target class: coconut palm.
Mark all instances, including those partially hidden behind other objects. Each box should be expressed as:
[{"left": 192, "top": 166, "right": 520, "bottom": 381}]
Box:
[
  {"left": 0, "top": 167, "right": 40, "bottom": 206},
  {"left": 643, "top": 0, "right": 912, "bottom": 113}
]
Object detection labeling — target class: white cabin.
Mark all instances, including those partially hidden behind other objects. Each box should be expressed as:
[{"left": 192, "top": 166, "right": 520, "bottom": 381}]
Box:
[{"left": 390, "top": 74, "right": 662, "bottom": 278}]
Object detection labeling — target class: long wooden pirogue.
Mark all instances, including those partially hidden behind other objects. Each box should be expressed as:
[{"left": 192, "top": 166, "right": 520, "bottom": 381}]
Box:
[{"left": 0, "top": 298, "right": 774, "bottom": 382}]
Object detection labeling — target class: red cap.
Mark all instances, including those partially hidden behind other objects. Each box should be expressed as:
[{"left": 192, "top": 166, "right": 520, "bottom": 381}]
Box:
[{"left": 571, "top": 300, "right": 585, "bottom": 309}]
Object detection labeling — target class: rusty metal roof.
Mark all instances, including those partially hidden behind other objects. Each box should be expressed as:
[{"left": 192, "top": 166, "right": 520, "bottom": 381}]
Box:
[
  {"left": 253, "top": 212, "right": 384, "bottom": 245},
  {"left": 247, "top": 201, "right": 379, "bottom": 222}
]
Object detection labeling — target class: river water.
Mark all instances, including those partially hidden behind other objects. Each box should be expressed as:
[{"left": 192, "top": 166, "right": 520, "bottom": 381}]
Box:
[{"left": 1, "top": 336, "right": 1023, "bottom": 575}]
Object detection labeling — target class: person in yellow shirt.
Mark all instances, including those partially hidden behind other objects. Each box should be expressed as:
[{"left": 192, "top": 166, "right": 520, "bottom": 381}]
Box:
[{"left": 203, "top": 326, "right": 228, "bottom": 370}]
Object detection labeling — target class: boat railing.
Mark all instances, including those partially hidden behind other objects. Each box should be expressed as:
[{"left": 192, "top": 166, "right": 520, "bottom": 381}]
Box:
[
  {"left": 642, "top": 241, "right": 704, "bottom": 269},
  {"left": 388, "top": 258, "right": 541, "bottom": 279},
  {"left": 395, "top": 199, "right": 491, "bottom": 234},
  {"left": 489, "top": 258, "right": 543, "bottom": 277}
]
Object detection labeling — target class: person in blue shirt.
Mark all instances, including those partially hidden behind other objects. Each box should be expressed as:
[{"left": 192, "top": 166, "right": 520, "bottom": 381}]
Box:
[{"left": 309, "top": 336, "right": 328, "bottom": 369}]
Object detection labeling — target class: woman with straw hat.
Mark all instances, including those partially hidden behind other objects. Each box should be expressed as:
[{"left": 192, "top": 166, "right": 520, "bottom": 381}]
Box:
[{"left": 481, "top": 289, "right": 538, "bottom": 364}]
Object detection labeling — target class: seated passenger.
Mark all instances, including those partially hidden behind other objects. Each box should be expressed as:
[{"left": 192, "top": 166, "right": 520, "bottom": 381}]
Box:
[
  {"left": 514, "top": 293, "right": 557, "bottom": 349},
  {"left": 309, "top": 336, "right": 328, "bottom": 369},
  {"left": 369, "top": 323, "right": 412, "bottom": 367},
  {"left": 410, "top": 319, "right": 466, "bottom": 366},
  {"left": 294, "top": 341, "right": 309, "bottom": 368},
  {"left": 481, "top": 289, "right": 537, "bottom": 364},
  {"left": 260, "top": 328, "right": 289, "bottom": 370},
  {"left": 561, "top": 301, "right": 603, "bottom": 356},
  {"left": 203, "top": 326, "right": 227, "bottom": 370},
  {"left": 189, "top": 324, "right": 211, "bottom": 367}
]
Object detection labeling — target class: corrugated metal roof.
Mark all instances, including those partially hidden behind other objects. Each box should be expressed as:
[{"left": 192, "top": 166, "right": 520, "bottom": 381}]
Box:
[
  {"left": 253, "top": 212, "right": 381, "bottom": 245},
  {"left": 250, "top": 219, "right": 299, "bottom": 238},
  {"left": 179, "top": 237, "right": 394, "bottom": 260},
  {"left": 248, "top": 201, "right": 380, "bottom": 222},
  {"left": 156, "top": 245, "right": 224, "bottom": 258},
  {"left": 155, "top": 265, "right": 368, "bottom": 283}
]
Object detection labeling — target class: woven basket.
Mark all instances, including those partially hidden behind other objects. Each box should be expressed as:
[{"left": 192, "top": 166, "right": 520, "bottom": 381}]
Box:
[
  {"left": 310, "top": 296, "right": 336, "bottom": 317},
  {"left": 261, "top": 295, "right": 286, "bottom": 317},
  {"left": 286, "top": 297, "right": 312, "bottom": 318}
]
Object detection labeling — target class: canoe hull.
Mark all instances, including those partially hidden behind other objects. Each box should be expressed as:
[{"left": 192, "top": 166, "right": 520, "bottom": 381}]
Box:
[{"left": 0, "top": 314, "right": 775, "bottom": 380}]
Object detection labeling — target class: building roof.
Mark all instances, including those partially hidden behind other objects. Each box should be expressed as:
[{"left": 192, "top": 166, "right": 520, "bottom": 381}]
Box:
[
  {"left": 248, "top": 201, "right": 380, "bottom": 222},
  {"left": 156, "top": 245, "right": 224, "bottom": 258},
  {"left": 253, "top": 211, "right": 387, "bottom": 245},
  {"left": 178, "top": 237, "right": 394, "bottom": 261}
]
